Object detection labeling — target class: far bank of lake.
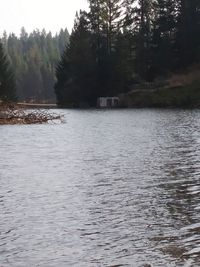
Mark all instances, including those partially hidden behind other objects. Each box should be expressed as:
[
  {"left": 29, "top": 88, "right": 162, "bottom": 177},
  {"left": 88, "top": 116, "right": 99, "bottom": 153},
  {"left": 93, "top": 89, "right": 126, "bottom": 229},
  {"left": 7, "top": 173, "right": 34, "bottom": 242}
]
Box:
[{"left": 119, "top": 82, "right": 200, "bottom": 108}]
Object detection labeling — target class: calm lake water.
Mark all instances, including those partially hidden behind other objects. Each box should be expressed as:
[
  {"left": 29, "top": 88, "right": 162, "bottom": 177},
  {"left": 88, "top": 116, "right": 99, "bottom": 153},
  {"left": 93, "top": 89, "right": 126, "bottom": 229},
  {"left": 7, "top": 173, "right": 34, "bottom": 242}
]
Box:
[{"left": 0, "top": 109, "right": 200, "bottom": 267}]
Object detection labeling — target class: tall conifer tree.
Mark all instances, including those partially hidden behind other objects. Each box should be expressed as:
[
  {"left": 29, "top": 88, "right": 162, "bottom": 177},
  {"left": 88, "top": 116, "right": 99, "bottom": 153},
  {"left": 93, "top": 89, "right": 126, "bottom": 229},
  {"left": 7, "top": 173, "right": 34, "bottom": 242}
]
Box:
[{"left": 0, "top": 42, "right": 16, "bottom": 102}]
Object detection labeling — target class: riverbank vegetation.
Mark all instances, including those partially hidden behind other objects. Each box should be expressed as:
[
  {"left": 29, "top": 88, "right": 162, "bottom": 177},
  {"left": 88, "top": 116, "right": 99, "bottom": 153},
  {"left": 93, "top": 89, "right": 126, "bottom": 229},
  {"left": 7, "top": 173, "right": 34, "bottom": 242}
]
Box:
[{"left": 55, "top": 0, "right": 200, "bottom": 107}]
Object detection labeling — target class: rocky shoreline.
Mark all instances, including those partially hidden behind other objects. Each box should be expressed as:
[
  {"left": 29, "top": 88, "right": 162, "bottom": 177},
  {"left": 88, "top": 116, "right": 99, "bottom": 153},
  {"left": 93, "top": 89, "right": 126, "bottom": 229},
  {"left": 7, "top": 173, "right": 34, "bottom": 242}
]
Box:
[{"left": 0, "top": 103, "right": 61, "bottom": 125}]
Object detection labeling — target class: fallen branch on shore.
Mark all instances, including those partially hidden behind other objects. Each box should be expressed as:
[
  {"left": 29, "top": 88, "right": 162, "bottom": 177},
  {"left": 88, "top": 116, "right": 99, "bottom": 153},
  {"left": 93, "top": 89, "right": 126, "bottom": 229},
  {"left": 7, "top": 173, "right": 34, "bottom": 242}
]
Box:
[{"left": 0, "top": 103, "right": 63, "bottom": 125}]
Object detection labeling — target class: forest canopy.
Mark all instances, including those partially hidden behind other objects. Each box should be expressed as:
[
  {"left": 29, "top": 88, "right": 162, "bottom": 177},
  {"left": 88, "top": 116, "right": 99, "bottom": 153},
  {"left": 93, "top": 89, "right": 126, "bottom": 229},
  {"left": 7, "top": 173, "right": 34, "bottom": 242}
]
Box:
[
  {"left": 55, "top": 0, "right": 200, "bottom": 107},
  {"left": 0, "top": 42, "right": 16, "bottom": 102},
  {"left": 1, "top": 27, "right": 69, "bottom": 102},
  {"left": 0, "top": 0, "right": 200, "bottom": 106}
]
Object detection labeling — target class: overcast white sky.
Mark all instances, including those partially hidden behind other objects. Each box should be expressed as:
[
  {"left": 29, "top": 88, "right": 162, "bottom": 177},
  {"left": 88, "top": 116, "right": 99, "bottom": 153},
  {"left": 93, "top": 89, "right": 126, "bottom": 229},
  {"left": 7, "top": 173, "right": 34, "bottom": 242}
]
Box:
[{"left": 0, "top": 0, "right": 89, "bottom": 36}]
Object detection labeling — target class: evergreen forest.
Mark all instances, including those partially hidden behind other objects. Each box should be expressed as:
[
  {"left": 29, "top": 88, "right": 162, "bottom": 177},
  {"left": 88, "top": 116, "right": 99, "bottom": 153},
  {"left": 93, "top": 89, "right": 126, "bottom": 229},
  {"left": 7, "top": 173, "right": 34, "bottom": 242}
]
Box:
[
  {"left": 55, "top": 0, "right": 200, "bottom": 107},
  {"left": 0, "top": 0, "right": 200, "bottom": 107},
  {"left": 1, "top": 27, "right": 69, "bottom": 102},
  {"left": 0, "top": 42, "right": 16, "bottom": 102}
]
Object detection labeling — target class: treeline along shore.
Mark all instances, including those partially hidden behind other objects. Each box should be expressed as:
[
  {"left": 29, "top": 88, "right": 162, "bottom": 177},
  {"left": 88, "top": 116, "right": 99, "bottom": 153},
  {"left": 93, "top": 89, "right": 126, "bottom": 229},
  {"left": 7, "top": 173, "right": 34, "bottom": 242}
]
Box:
[
  {"left": 54, "top": 0, "right": 200, "bottom": 108},
  {"left": 1, "top": 28, "right": 69, "bottom": 103},
  {"left": 1, "top": 0, "right": 200, "bottom": 111}
]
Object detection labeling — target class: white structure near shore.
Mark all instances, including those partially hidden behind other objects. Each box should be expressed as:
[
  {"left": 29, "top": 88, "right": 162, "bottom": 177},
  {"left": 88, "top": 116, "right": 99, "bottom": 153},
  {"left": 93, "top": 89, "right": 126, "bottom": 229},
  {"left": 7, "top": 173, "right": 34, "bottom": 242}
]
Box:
[{"left": 97, "top": 97, "right": 119, "bottom": 108}]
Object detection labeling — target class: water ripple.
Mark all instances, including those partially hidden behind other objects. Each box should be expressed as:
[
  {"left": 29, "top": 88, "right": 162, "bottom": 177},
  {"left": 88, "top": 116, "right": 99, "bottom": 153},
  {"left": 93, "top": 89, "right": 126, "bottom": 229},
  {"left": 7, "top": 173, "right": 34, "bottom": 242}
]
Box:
[{"left": 0, "top": 109, "right": 200, "bottom": 266}]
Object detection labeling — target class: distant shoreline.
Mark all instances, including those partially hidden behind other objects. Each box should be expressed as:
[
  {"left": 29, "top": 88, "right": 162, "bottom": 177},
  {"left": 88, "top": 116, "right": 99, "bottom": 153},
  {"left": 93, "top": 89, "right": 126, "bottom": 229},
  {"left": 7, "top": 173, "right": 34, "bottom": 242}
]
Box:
[
  {"left": 119, "top": 83, "right": 200, "bottom": 109},
  {"left": 17, "top": 103, "right": 57, "bottom": 109}
]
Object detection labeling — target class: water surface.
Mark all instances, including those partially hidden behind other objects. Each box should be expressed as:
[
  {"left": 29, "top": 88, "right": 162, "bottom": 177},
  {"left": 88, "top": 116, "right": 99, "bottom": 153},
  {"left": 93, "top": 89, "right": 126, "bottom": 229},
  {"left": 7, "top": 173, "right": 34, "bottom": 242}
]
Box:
[{"left": 0, "top": 109, "right": 200, "bottom": 267}]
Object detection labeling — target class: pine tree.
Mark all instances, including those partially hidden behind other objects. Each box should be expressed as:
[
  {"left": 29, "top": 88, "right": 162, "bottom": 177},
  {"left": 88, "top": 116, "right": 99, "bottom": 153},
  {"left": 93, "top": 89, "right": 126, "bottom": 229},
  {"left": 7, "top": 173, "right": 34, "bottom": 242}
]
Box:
[
  {"left": 151, "top": 0, "right": 177, "bottom": 75},
  {"left": 176, "top": 0, "right": 200, "bottom": 67},
  {"left": 55, "top": 11, "right": 97, "bottom": 106},
  {"left": 134, "top": 0, "right": 154, "bottom": 81},
  {"left": 58, "top": 28, "right": 70, "bottom": 54},
  {"left": 88, "top": 0, "right": 104, "bottom": 65},
  {"left": 0, "top": 42, "right": 16, "bottom": 102}
]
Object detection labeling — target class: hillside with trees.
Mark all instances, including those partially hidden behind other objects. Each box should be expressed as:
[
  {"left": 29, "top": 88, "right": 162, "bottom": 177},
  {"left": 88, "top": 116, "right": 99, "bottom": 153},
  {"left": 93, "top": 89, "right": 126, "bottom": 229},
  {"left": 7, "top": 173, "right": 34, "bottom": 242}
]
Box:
[
  {"left": 55, "top": 0, "right": 200, "bottom": 107},
  {"left": 1, "top": 27, "right": 69, "bottom": 102}
]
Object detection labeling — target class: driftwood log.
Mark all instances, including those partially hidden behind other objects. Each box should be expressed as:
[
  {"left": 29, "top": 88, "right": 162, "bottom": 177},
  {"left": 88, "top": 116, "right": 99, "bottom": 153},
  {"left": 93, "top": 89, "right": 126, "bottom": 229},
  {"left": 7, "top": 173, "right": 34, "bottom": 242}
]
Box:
[{"left": 0, "top": 103, "right": 62, "bottom": 125}]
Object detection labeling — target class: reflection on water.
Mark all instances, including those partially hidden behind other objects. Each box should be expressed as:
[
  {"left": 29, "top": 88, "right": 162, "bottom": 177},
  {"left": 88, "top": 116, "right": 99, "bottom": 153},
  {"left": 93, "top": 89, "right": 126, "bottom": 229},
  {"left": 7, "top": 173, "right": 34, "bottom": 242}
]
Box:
[{"left": 0, "top": 109, "right": 200, "bottom": 267}]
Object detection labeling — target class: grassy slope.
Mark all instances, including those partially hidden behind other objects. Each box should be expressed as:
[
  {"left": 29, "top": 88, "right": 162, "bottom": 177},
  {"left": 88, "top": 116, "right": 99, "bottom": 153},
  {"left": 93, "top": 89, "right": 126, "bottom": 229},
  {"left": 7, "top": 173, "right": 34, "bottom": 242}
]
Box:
[{"left": 120, "top": 69, "right": 200, "bottom": 108}]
